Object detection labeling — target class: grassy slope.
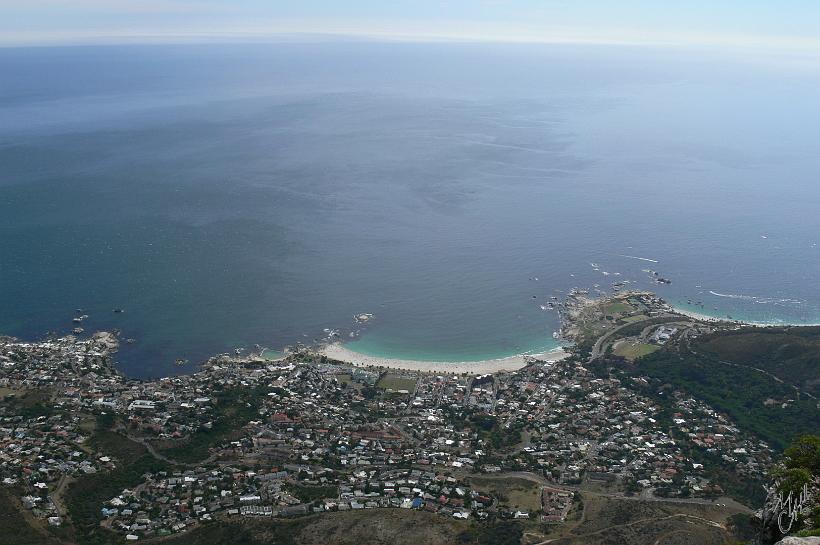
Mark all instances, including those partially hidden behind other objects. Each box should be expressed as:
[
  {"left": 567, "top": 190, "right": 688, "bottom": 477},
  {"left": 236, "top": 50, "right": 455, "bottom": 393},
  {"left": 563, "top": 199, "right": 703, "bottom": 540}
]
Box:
[
  {"left": 591, "top": 326, "right": 820, "bottom": 505},
  {"left": 467, "top": 476, "right": 543, "bottom": 512},
  {"left": 621, "top": 329, "right": 820, "bottom": 451},
  {"left": 694, "top": 326, "right": 820, "bottom": 396},
  {"left": 613, "top": 342, "right": 659, "bottom": 361},
  {"left": 155, "top": 385, "right": 267, "bottom": 464},
  {"left": 65, "top": 422, "right": 172, "bottom": 545},
  {"left": 544, "top": 495, "right": 739, "bottom": 545},
  {"left": 0, "top": 488, "right": 65, "bottom": 545},
  {"left": 160, "top": 510, "right": 521, "bottom": 545}
]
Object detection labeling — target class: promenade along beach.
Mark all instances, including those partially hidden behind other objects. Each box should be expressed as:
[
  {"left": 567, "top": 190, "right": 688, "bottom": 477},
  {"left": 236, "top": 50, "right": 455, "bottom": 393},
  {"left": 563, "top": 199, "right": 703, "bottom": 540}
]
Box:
[{"left": 320, "top": 342, "right": 568, "bottom": 374}]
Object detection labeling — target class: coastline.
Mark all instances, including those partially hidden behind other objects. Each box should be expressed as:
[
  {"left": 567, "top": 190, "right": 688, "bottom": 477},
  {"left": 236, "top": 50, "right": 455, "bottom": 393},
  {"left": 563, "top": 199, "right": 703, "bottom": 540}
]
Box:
[
  {"left": 671, "top": 305, "right": 820, "bottom": 327},
  {"left": 671, "top": 306, "right": 729, "bottom": 323},
  {"left": 319, "top": 342, "right": 568, "bottom": 374}
]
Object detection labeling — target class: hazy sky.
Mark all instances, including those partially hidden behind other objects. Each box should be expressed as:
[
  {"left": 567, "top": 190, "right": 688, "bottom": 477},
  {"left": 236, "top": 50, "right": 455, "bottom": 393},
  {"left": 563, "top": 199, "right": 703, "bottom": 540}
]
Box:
[{"left": 2, "top": 0, "right": 820, "bottom": 50}]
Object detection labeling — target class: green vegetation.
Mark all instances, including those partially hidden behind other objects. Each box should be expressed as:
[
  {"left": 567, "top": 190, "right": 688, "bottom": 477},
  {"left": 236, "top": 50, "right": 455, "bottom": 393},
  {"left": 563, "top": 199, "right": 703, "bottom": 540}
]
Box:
[
  {"left": 469, "top": 414, "right": 522, "bottom": 451},
  {"left": 612, "top": 341, "right": 659, "bottom": 361},
  {"left": 461, "top": 521, "right": 524, "bottom": 545},
  {"left": 283, "top": 483, "right": 339, "bottom": 503},
  {"left": 695, "top": 326, "right": 820, "bottom": 396},
  {"left": 611, "top": 316, "right": 683, "bottom": 339},
  {"left": 163, "top": 520, "right": 301, "bottom": 545},
  {"left": 376, "top": 373, "right": 417, "bottom": 392},
  {"left": 611, "top": 345, "right": 819, "bottom": 452},
  {"left": 684, "top": 443, "right": 768, "bottom": 506},
  {"left": 65, "top": 417, "right": 172, "bottom": 545},
  {"left": 768, "top": 435, "right": 820, "bottom": 536},
  {"left": 593, "top": 326, "right": 820, "bottom": 506},
  {"left": 783, "top": 434, "right": 820, "bottom": 474},
  {"left": 621, "top": 315, "right": 650, "bottom": 323},
  {"left": 773, "top": 466, "right": 812, "bottom": 495},
  {"left": 1, "top": 388, "right": 55, "bottom": 418},
  {"left": 468, "top": 477, "right": 542, "bottom": 512},
  {"left": 89, "top": 428, "right": 149, "bottom": 464},
  {"left": 605, "top": 301, "right": 630, "bottom": 315},
  {"left": 156, "top": 384, "right": 268, "bottom": 463},
  {"left": 772, "top": 434, "right": 820, "bottom": 500},
  {"left": 0, "top": 488, "right": 63, "bottom": 545},
  {"left": 360, "top": 385, "right": 380, "bottom": 400},
  {"left": 726, "top": 513, "right": 758, "bottom": 542},
  {"left": 159, "top": 509, "right": 475, "bottom": 545}
]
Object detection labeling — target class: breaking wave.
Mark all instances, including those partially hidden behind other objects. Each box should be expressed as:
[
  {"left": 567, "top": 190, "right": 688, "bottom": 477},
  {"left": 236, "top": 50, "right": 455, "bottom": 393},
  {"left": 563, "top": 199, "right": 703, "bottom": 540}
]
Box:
[{"left": 708, "top": 291, "right": 803, "bottom": 305}]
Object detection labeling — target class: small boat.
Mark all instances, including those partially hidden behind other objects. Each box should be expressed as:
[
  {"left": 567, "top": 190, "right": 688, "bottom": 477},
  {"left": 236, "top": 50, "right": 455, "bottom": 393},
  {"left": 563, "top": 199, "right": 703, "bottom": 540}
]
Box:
[{"left": 73, "top": 327, "right": 84, "bottom": 334}]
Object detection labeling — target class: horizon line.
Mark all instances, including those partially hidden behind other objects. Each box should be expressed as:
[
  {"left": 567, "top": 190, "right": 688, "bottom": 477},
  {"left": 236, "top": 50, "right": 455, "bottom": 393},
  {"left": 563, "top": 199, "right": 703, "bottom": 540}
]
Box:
[{"left": 2, "top": 28, "right": 820, "bottom": 55}]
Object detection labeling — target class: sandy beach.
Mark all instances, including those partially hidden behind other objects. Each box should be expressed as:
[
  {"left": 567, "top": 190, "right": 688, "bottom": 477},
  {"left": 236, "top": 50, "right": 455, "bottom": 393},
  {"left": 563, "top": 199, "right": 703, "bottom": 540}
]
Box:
[
  {"left": 671, "top": 307, "right": 730, "bottom": 323},
  {"left": 319, "top": 343, "right": 568, "bottom": 374},
  {"left": 671, "top": 306, "right": 820, "bottom": 327}
]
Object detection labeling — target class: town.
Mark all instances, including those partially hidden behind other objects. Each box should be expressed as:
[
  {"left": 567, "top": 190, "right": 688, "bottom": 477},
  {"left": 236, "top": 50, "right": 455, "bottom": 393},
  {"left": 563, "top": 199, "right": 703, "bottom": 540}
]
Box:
[{"left": 0, "top": 293, "right": 777, "bottom": 543}]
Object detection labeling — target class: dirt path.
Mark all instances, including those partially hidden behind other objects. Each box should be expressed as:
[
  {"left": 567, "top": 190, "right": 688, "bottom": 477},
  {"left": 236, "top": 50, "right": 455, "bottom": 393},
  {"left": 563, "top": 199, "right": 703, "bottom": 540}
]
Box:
[
  {"left": 125, "top": 434, "right": 218, "bottom": 466},
  {"left": 531, "top": 512, "right": 726, "bottom": 545},
  {"left": 50, "top": 473, "right": 72, "bottom": 516}
]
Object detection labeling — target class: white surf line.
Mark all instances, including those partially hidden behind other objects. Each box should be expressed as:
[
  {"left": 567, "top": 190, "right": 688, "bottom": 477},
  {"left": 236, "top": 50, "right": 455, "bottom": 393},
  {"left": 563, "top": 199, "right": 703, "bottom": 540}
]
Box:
[
  {"left": 708, "top": 290, "right": 804, "bottom": 305},
  {"left": 617, "top": 254, "right": 659, "bottom": 263}
]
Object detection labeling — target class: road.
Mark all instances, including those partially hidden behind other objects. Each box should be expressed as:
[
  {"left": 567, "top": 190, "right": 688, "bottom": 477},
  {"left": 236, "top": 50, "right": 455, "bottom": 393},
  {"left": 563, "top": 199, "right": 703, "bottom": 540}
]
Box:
[{"left": 590, "top": 314, "right": 683, "bottom": 359}]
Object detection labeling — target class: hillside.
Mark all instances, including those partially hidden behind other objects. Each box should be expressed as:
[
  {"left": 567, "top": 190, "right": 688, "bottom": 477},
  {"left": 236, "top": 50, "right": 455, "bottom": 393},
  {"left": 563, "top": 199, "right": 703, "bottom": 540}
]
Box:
[{"left": 694, "top": 326, "right": 820, "bottom": 397}]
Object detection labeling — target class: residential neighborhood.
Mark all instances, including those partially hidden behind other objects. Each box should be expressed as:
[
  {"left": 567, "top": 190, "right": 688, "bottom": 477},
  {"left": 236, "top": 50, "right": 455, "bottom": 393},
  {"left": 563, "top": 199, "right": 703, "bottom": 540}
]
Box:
[{"left": 0, "top": 320, "right": 774, "bottom": 541}]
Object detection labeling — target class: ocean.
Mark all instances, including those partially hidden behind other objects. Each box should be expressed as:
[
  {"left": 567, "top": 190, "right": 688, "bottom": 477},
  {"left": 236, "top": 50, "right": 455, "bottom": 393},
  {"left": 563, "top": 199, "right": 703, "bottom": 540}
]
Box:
[{"left": 1, "top": 42, "right": 819, "bottom": 378}]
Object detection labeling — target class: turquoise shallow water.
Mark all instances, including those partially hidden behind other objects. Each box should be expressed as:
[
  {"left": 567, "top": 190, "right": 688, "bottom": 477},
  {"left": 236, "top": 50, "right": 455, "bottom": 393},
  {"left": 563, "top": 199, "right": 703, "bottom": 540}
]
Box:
[
  {"left": 1, "top": 43, "right": 819, "bottom": 378},
  {"left": 670, "top": 301, "right": 820, "bottom": 327},
  {"left": 347, "top": 330, "right": 561, "bottom": 363},
  {"left": 260, "top": 349, "right": 285, "bottom": 361}
]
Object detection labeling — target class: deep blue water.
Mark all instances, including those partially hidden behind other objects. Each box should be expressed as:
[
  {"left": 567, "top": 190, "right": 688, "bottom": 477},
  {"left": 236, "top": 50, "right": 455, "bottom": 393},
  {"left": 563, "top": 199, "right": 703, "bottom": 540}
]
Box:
[{"left": 1, "top": 43, "right": 819, "bottom": 378}]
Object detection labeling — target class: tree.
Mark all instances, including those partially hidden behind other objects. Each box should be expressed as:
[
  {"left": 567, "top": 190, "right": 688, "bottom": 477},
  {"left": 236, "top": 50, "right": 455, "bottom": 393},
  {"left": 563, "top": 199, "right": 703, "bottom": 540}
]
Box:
[
  {"left": 773, "top": 467, "right": 812, "bottom": 496},
  {"left": 784, "top": 435, "right": 820, "bottom": 475}
]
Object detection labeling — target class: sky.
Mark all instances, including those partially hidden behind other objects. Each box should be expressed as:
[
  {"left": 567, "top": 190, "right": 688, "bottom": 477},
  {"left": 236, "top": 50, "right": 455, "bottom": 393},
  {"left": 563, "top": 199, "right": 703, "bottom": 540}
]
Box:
[{"left": 1, "top": 0, "right": 820, "bottom": 51}]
